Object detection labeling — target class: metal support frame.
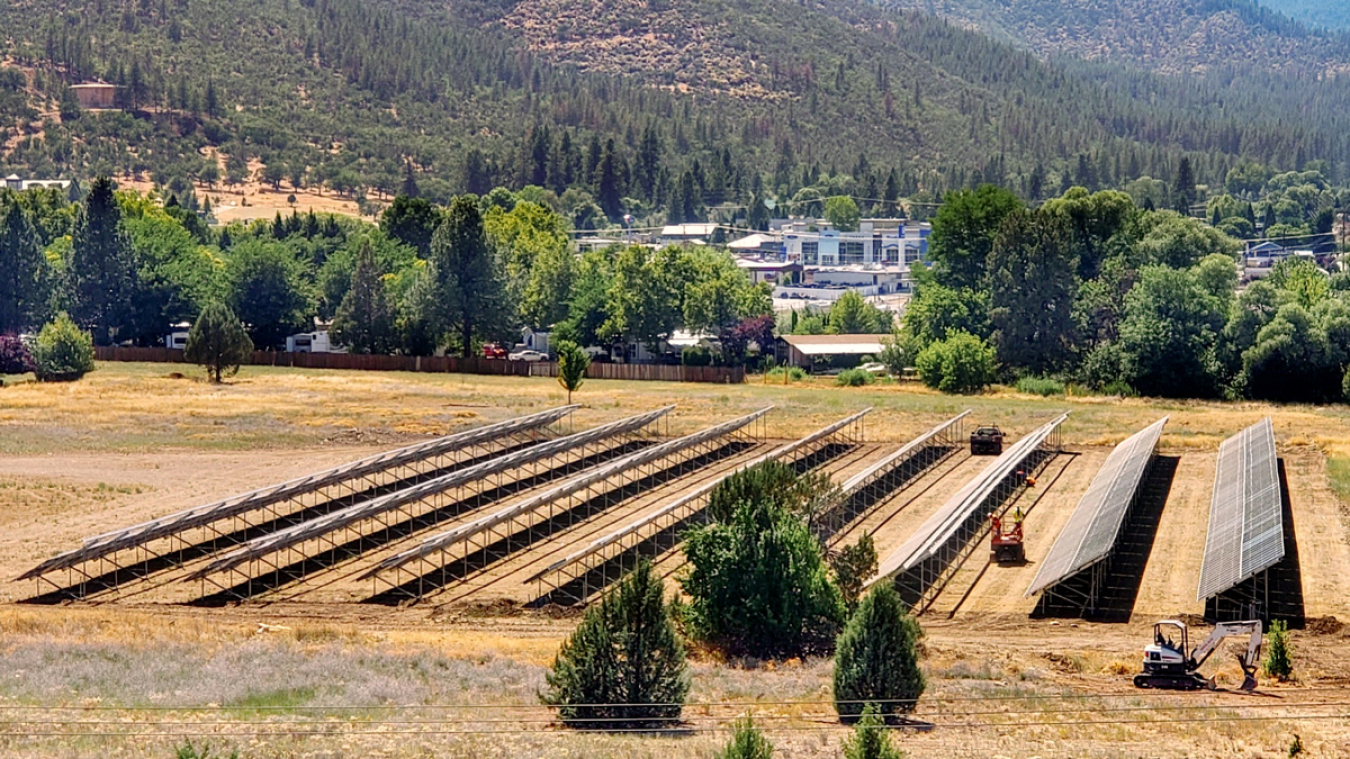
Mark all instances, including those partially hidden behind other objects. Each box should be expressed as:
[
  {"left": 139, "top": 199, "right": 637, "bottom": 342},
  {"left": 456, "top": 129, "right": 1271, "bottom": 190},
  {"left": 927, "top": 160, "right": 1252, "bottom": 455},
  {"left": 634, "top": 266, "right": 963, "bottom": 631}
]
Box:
[
  {"left": 360, "top": 409, "right": 773, "bottom": 603},
  {"left": 527, "top": 409, "right": 875, "bottom": 605},
  {"left": 21, "top": 408, "right": 578, "bottom": 601},
  {"left": 879, "top": 415, "right": 1068, "bottom": 614},
  {"left": 1033, "top": 454, "right": 1159, "bottom": 617},
  {"left": 1206, "top": 571, "right": 1270, "bottom": 622},
  {"left": 184, "top": 410, "right": 673, "bottom": 601},
  {"left": 813, "top": 411, "right": 970, "bottom": 545}
]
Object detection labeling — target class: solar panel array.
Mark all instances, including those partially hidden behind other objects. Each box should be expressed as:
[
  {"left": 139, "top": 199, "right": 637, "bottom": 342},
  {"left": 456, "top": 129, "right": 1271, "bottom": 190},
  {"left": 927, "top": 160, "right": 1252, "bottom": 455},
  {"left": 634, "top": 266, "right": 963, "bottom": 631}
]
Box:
[
  {"left": 529, "top": 408, "right": 876, "bottom": 582},
  {"left": 362, "top": 407, "right": 773, "bottom": 580},
  {"left": 1197, "top": 418, "right": 1282, "bottom": 601},
  {"left": 1025, "top": 417, "right": 1167, "bottom": 597},
  {"left": 186, "top": 406, "right": 674, "bottom": 580},
  {"left": 17, "top": 405, "right": 578, "bottom": 580},
  {"left": 870, "top": 413, "right": 1069, "bottom": 585}
]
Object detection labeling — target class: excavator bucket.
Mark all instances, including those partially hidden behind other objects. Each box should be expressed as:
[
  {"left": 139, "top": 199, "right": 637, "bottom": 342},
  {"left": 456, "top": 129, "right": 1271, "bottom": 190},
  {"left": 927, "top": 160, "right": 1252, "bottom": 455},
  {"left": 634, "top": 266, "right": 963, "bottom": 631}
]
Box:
[{"left": 1237, "top": 655, "right": 1259, "bottom": 692}]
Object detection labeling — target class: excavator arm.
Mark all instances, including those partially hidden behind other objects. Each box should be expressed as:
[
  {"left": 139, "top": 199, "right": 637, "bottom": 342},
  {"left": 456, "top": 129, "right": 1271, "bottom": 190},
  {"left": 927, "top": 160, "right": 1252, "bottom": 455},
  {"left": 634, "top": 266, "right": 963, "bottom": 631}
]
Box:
[{"left": 1190, "top": 620, "right": 1263, "bottom": 691}]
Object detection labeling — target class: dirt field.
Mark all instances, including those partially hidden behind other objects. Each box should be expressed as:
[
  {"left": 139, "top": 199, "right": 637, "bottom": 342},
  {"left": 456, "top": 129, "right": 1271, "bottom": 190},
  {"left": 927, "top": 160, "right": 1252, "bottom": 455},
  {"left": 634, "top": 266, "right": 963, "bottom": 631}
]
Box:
[{"left": 3, "top": 363, "right": 1350, "bottom": 758}]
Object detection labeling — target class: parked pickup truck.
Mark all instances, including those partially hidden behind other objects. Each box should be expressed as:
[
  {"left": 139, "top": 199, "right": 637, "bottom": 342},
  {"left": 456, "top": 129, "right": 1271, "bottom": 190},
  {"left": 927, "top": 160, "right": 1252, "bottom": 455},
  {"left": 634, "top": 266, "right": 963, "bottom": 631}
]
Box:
[{"left": 970, "top": 426, "right": 1005, "bottom": 455}]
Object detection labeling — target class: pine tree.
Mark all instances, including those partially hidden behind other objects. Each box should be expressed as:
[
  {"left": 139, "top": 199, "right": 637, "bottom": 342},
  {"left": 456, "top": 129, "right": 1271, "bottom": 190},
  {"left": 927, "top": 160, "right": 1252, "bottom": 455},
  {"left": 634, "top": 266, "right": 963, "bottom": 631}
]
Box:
[
  {"left": 0, "top": 199, "right": 46, "bottom": 333},
  {"left": 67, "top": 177, "right": 137, "bottom": 345},
  {"left": 833, "top": 582, "right": 925, "bottom": 722},
  {"left": 596, "top": 138, "right": 623, "bottom": 220},
  {"left": 400, "top": 160, "right": 419, "bottom": 198},
  {"left": 331, "top": 241, "right": 394, "bottom": 354},
  {"left": 542, "top": 561, "right": 688, "bottom": 728},
  {"left": 184, "top": 301, "right": 254, "bottom": 383},
  {"left": 431, "top": 196, "right": 510, "bottom": 357}
]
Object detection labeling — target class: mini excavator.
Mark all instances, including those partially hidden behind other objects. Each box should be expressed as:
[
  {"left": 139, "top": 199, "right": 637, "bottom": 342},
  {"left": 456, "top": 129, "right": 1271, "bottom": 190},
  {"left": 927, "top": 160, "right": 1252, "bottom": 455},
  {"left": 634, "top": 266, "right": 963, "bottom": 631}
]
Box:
[{"left": 1134, "top": 619, "right": 1263, "bottom": 691}]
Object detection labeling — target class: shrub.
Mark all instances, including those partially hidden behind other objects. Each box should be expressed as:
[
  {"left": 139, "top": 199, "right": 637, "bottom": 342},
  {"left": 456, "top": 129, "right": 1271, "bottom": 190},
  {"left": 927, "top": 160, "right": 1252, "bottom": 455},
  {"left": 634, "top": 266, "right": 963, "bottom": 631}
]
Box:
[
  {"left": 185, "top": 302, "right": 254, "bottom": 383},
  {"left": 1265, "top": 619, "right": 1293, "bottom": 681},
  {"left": 914, "top": 331, "right": 995, "bottom": 394},
  {"left": 715, "top": 715, "right": 774, "bottom": 759},
  {"left": 176, "top": 741, "right": 239, "bottom": 759},
  {"left": 766, "top": 366, "right": 807, "bottom": 382},
  {"left": 833, "top": 582, "right": 925, "bottom": 722},
  {"left": 542, "top": 561, "right": 688, "bottom": 728},
  {"left": 830, "top": 535, "right": 878, "bottom": 612},
  {"left": 0, "top": 334, "right": 33, "bottom": 374},
  {"left": 1015, "top": 375, "right": 1065, "bottom": 397},
  {"left": 842, "top": 703, "right": 904, "bottom": 759},
  {"left": 878, "top": 333, "right": 906, "bottom": 376},
  {"left": 681, "top": 344, "right": 714, "bottom": 366},
  {"left": 31, "top": 314, "right": 95, "bottom": 382},
  {"left": 682, "top": 467, "right": 845, "bottom": 658},
  {"left": 836, "top": 368, "right": 875, "bottom": 387}
]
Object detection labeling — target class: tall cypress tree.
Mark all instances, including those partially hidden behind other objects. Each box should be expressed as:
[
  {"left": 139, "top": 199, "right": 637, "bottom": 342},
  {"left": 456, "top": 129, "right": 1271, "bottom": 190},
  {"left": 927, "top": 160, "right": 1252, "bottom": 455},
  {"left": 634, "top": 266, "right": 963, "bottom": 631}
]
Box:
[
  {"left": 0, "top": 199, "right": 46, "bottom": 334},
  {"left": 67, "top": 177, "right": 137, "bottom": 345}
]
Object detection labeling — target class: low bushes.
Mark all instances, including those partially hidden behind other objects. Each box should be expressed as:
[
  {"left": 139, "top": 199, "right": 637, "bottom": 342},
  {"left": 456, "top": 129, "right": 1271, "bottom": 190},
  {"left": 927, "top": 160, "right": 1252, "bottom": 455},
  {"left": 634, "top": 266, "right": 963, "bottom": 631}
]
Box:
[
  {"left": 0, "top": 334, "right": 33, "bottom": 375},
  {"left": 1015, "top": 375, "right": 1065, "bottom": 397},
  {"left": 31, "top": 314, "right": 95, "bottom": 382},
  {"left": 915, "top": 331, "right": 995, "bottom": 394},
  {"left": 836, "top": 368, "right": 875, "bottom": 387}
]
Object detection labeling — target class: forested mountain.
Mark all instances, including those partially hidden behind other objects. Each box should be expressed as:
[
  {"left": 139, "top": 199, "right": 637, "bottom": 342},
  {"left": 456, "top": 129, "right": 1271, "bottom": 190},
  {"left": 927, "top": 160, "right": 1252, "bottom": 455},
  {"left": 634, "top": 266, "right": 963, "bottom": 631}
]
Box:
[
  {"left": 0, "top": 0, "right": 1346, "bottom": 218},
  {"left": 1256, "top": 0, "right": 1350, "bottom": 30}
]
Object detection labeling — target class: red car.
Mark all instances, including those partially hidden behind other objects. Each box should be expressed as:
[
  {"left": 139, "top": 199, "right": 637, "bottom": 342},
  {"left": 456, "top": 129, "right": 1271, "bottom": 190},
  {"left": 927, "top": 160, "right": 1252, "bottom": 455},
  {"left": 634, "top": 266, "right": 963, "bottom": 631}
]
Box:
[{"left": 482, "top": 343, "right": 507, "bottom": 359}]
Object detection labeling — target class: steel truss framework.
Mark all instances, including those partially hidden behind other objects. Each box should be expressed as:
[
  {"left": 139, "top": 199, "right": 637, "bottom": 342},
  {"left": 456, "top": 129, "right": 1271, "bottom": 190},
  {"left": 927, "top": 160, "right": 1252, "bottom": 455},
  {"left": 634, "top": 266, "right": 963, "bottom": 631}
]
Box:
[
  {"left": 17, "top": 406, "right": 579, "bottom": 601},
  {"left": 183, "top": 407, "right": 675, "bottom": 600},
  {"left": 869, "top": 413, "right": 1069, "bottom": 614},
  {"left": 1199, "top": 418, "right": 1285, "bottom": 622},
  {"left": 527, "top": 409, "right": 875, "bottom": 605},
  {"left": 1027, "top": 417, "right": 1168, "bottom": 617},
  {"left": 360, "top": 408, "right": 773, "bottom": 602},
  {"left": 812, "top": 411, "right": 971, "bottom": 545}
]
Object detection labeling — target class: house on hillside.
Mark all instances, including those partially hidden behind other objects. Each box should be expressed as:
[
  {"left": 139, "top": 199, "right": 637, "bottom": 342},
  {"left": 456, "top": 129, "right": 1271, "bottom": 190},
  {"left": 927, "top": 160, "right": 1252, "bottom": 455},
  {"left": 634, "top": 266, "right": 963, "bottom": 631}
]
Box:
[
  {"left": 4, "top": 175, "right": 71, "bottom": 191},
  {"left": 70, "top": 82, "right": 119, "bottom": 109}
]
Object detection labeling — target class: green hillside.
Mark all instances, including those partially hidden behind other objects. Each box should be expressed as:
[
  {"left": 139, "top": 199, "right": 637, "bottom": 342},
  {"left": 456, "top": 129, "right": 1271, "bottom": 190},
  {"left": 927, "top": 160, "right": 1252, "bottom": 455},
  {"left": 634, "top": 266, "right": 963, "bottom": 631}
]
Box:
[
  {"left": 1257, "top": 0, "right": 1350, "bottom": 29},
  {"left": 0, "top": 0, "right": 1346, "bottom": 219}
]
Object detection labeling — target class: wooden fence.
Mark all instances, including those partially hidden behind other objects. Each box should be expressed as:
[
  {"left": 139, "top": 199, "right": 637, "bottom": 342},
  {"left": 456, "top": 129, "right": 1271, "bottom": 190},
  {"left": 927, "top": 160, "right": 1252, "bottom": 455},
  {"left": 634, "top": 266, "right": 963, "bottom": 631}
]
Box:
[{"left": 93, "top": 347, "right": 745, "bottom": 384}]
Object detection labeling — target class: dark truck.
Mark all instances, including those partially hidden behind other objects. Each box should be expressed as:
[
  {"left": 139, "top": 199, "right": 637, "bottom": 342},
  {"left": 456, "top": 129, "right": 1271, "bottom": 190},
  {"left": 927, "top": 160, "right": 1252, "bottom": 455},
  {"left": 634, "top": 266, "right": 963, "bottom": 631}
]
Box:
[{"left": 970, "top": 426, "right": 1004, "bottom": 455}]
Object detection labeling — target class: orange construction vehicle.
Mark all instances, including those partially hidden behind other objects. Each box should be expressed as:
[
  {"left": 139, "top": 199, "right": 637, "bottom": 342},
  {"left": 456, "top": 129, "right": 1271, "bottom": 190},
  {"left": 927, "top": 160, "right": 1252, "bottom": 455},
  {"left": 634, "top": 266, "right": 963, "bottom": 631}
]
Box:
[{"left": 990, "top": 511, "right": 1025, "bottom": 563}]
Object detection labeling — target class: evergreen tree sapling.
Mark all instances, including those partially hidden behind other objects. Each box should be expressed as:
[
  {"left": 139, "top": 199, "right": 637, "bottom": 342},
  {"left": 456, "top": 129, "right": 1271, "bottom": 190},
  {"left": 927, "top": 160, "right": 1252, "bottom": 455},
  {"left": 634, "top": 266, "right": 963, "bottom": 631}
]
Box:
[
  {"left": 842, "top": 703, "right": 904, "bottom": 759},
  {"left": 833, "top": 582, "right": 925, "bottom": 722},
  {"left": 542, "top": 561, "right": 688, "bottom": 728},
  {"left": 555, "top": 339, "right": 590, "bottom": 404},
  {"left": 1265, "top": 619, "right": 1293, "bottom": 681},
  {"left": 184, "top": 302, "right": 254, "bottom": 383},
  {"left": 715, "top": 715, "right": 774, "bottom": 759}
]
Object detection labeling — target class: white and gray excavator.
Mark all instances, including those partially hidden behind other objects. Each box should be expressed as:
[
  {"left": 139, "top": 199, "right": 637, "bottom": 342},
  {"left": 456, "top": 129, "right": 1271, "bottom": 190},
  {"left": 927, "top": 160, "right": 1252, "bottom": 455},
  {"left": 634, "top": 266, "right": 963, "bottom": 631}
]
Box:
[{"left": 1134, "top": 619, "right": 1263, "bottom": 691}]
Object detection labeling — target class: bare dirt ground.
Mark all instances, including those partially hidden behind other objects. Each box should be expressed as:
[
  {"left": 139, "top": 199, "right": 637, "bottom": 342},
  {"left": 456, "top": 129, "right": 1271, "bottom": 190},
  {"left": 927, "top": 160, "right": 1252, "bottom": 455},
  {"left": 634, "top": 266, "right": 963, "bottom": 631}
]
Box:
[
  {"left": 4, "top": 365, "right": 1350, "bottom": 757},
  {"left": 113, "top": 173, "right": 373, "bottom": 225}
]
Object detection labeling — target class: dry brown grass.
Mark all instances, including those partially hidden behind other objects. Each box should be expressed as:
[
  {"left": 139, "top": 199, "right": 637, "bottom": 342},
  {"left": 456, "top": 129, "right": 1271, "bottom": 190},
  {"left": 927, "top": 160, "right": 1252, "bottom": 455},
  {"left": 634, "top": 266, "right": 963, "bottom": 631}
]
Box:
[{"left": 4, "top": 362, "right": 1350, "bottom": 458}]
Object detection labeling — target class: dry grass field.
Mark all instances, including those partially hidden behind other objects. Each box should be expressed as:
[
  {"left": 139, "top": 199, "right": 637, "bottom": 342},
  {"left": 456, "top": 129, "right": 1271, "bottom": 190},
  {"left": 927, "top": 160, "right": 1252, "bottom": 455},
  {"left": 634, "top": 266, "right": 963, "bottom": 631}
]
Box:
[{"left": 2, "top": 361, "right": 1350, "bottom": 758}]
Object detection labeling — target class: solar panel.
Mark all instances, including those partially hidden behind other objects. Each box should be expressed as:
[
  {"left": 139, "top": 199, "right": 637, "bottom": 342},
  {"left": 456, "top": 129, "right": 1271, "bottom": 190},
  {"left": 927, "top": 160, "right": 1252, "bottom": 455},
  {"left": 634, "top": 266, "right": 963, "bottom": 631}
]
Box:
[
  {"left": 186, "top": 406, "right": 675, "bottom": 580},
  {"left": 1025, "top": 417, "right": 1167, "bottom": 597},
  {"left": 361, "top": 407, "right": 773, "bottom": 580},
  {"left": 1197, "top": 418, "right": 1282, "bottom": 601},
  {"left": 870, "top": 413, "right": 1069, "bottom": 584},
  {"left": 17, "top": 405, "right": 578, "bottom": 580}
]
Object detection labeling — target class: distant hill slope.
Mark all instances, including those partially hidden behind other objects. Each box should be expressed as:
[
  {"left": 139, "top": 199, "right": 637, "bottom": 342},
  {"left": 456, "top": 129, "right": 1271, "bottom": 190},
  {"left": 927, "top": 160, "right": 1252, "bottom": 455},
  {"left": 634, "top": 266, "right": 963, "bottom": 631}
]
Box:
[
  {"left": 0, "top": 0, "right": 1344, "bottom": 207},
  {"left": 872, "top": 0, "right": 1350, "bottom": 75},
  {"left": 1257, "top": 0, "right": 1350, "bottom": 29}
]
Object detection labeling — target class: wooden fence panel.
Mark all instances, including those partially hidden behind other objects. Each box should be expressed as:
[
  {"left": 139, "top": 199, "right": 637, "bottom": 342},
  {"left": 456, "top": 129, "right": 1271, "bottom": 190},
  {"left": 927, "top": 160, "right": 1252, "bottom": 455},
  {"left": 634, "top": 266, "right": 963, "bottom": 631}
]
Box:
[{"left": 92, "top": 348, "right": 743, "bottom": 383}]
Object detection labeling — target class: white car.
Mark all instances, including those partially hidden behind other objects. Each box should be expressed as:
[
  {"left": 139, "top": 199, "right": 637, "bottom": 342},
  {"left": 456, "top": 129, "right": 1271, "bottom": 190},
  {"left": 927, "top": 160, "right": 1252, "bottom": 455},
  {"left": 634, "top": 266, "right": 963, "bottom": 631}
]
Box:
[{"left": 509, "top": 349, "right": 548, "bottom": 362}]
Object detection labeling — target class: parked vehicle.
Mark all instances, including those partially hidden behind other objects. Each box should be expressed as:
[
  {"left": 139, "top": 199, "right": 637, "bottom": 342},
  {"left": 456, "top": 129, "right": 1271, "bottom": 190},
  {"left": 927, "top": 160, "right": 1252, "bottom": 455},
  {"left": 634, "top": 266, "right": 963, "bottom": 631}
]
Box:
[
  {"left": 509, "top": 349, "right": 548, "bottom": 362},
  {"left": 970, "top": 426, "right": 1005, "bottom": 455},
  {"left": 482, "top": 343, "right": 508, "bottom": 359}
]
